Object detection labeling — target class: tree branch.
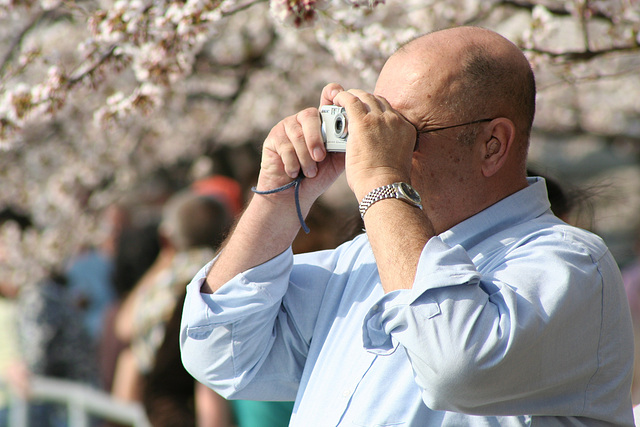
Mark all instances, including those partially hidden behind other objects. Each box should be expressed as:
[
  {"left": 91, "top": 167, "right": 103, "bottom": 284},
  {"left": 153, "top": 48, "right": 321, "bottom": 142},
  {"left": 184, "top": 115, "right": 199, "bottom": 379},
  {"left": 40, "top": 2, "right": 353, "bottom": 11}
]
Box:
[
  {"left": 0, "top": 9, "right": 50, "bottom": 76},
  {"left": 67, "top": 44, "right": 118, "bottom": 87},
  {"left": 221, "top": 0, "right": 269, "bottom": 17},
  {"left": 525, "top": 43, "right": 640, "bottom": 62},
  {"left": 496, "top": 0, "right": 613, "bottom": 20}
]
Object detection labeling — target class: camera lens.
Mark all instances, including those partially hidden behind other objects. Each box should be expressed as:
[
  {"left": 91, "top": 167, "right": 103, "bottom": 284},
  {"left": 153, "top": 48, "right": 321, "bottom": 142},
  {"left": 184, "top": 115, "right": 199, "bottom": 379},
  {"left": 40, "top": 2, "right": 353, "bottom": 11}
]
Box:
[{"left": 334, "top": 114, "right": 347, "bottom": 138}]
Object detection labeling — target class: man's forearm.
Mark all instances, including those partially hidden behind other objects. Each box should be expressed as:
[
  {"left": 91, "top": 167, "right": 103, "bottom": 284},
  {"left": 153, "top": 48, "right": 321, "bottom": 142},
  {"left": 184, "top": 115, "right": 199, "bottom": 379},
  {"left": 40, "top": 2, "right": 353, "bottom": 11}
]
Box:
[
  {"left": 362, "top": 198, "right": 434, "bottom": 293},
  {"left": 203, "top": 192, "right": 308, "bottom": 293}
]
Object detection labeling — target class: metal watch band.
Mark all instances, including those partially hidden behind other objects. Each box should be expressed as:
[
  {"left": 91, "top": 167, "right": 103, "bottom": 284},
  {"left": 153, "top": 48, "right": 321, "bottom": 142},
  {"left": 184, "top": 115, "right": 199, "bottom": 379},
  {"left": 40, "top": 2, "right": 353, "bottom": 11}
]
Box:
[
  {"left": 359, "top": 184, "right": 397, "bottom": 219},
  {"left": 358, "top": 182, "right": 422, "bottom": 219}
]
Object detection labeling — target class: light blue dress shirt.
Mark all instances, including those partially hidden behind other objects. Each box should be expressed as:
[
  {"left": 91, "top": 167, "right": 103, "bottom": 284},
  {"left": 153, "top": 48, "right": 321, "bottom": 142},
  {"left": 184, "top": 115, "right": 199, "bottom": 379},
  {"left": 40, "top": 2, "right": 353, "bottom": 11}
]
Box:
[{"left": 180, "top": 178, "right": 635, "bottom": 426}]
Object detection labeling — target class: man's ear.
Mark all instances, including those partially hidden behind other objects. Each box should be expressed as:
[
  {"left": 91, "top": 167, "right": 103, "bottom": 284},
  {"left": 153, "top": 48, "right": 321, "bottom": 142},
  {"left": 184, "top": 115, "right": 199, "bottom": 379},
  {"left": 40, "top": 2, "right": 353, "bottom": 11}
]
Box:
[{"left": 481, "top": 118, "right": 515, "bottom": 177}]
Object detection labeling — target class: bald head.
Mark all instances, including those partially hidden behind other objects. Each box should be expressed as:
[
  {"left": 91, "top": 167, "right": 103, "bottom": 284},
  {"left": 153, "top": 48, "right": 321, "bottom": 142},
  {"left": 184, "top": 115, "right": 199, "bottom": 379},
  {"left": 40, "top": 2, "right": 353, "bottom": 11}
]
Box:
[
  {"left": 374, "top": 27, "right": 534, "bottom": 231},
  {"left": 394, "top": 27, "right": 536, "bottom": 141}
]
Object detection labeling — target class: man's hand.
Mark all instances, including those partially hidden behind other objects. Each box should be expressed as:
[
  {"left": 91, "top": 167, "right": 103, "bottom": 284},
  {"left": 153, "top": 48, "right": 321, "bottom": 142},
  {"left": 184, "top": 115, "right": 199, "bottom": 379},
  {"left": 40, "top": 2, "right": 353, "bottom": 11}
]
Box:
[
  {"left": 203, "top": 83, "right": 348, "bottom": 293},
  {"left": 255, "top": 83, "right": 347, "bottom": 208},
  {"left": 332, "top": 89, "right": 417, "bottom": 201}
]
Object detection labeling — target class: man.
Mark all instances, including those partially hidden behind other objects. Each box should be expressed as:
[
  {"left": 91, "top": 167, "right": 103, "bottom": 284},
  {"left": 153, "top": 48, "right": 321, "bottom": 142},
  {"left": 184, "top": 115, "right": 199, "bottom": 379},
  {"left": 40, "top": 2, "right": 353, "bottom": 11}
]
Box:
[{"left": 180, "top": 26, "right": 635, "bottom": 425}]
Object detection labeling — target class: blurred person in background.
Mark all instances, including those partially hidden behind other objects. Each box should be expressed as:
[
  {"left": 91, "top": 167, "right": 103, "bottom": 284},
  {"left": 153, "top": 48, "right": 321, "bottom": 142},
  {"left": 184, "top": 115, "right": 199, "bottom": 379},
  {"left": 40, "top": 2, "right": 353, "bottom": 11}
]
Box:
[
  {"left": 2, "top": 208, "right": 96, "bottom": 426},
  {"left": 65, "top": 205, "right": 129, "bottom": 347},
  {"left": 191, "top": 175, "right": 296, "bottom": 427},
  {"left": 0, "top": 280, "right": 20, "bottom": 427},
  {"left": 98, "top": 220, "right": 161, "bottom": 396},
  {"left": 0, "top": 208, "right": 32, "bottom": 427},
  {"left": 111, "top": 183, "right": 234, "bottom": 426},
  {"left": 9, "top": 269, "right": 97, "bottom": 427},
  {"left": 191, "top": 175, "right": 244, "bottom": 221}
]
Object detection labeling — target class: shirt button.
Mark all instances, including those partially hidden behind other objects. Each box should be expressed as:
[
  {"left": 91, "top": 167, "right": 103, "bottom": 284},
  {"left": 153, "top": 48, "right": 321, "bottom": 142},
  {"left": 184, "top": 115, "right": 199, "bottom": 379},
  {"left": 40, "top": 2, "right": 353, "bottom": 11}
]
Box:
[
  {"left": 372, "top": 304, "right": 379, "bottom": 310},
  {"left": 342, "top": 389, "right": 350, "bottom": 398}
]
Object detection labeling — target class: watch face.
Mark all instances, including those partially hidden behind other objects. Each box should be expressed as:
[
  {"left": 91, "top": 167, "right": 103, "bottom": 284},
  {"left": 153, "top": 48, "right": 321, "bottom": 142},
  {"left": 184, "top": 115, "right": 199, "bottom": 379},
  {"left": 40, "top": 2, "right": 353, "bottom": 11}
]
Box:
[{"left": 398, "top": 182, "right": 421, "bottom": 203}]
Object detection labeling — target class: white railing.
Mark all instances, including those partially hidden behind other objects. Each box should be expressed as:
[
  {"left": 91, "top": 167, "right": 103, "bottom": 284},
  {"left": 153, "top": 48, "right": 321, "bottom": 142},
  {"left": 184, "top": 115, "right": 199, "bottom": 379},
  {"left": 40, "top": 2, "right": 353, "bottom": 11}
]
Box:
[{"left": 0, "top": 376, "right": 150, "bottom": 427}]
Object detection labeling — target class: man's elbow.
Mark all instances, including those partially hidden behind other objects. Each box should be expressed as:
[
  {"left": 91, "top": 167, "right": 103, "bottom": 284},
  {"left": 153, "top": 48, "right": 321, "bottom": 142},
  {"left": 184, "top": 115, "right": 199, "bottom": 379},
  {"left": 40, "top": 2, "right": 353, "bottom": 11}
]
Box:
[
  {"left": 180, "top": 346, "right": 238, "bottom": 399},
  {"left": 412, "top": 352, "right": 504, "bottom": 413}
]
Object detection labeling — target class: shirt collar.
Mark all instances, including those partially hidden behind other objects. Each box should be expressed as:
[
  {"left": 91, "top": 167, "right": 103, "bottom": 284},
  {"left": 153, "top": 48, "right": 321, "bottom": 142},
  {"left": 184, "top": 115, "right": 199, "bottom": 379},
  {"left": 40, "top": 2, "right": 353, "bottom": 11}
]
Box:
[{"left": 438, "top": 177, "right": 551, "bottom": 250}]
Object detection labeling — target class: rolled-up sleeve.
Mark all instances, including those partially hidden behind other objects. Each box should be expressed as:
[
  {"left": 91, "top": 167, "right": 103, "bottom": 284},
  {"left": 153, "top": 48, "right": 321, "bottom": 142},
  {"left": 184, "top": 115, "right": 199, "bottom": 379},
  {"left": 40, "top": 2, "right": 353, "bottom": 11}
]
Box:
[
  {"left": 180, "top": 249, "right": 305, "bottom": 400},
  {"left": 363, "top": 237, "right": 480, "bottom": 354},
  {"left": 362, "top": 233, "right": 627, "bottom": 417},
  {"left": 180, "top": 245, "right": 342, "bottom": 401}
]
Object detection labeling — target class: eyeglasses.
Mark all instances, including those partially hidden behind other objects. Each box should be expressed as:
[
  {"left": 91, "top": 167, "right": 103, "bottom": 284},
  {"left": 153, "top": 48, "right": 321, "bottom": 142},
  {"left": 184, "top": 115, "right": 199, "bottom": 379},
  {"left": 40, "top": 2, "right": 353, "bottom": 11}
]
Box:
[
  {"left": 416, "top": 118, "right": 495, "bottom": 134},
  {"left": 413, "top": 118, "right": 494, "bottom": 150}
]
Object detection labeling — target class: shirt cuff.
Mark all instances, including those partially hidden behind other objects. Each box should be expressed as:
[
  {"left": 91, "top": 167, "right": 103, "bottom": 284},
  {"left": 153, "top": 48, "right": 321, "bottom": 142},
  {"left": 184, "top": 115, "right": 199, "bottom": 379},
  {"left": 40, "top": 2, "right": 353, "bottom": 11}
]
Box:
[{"left": 183, "top": 248, "right": 294, "bottom": 329}]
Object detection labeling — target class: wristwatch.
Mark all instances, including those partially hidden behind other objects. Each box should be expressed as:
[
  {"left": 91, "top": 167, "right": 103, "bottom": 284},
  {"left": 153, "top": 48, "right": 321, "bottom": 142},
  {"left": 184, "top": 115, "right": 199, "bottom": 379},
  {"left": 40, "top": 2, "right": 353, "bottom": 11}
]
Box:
[{"left": 359, "top": 182, "right": 423, "bottom": 219}]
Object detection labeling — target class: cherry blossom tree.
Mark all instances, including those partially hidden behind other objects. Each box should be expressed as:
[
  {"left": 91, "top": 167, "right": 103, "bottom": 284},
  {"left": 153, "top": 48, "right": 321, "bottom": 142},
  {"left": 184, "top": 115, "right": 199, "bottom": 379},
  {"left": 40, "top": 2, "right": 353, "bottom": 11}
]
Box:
[{"left": 0, "top": 0, "right": 639, "bottom": 285}]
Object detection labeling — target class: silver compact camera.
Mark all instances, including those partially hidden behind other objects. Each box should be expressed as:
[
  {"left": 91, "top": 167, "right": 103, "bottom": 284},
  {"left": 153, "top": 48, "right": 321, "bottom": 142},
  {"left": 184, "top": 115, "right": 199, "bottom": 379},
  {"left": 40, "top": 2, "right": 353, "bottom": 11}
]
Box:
[{"left": 320, "top": 105, "right": 348, "bottom": 152}]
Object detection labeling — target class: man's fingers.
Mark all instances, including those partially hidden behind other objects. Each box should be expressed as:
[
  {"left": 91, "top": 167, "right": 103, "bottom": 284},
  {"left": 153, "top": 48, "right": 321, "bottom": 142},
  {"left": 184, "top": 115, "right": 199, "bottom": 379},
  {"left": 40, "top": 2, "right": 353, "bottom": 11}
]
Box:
[
  {"left": 332, "top": 91, "right": 368, "bottom": 118},
  {"left": 269, "top": 108, "right": 325, "bottom": 179},
  {"left": 333, "top": 90, "right": 388, "bottom": 119},
  {"left": 266, "top": 120, "right": 301, "bottom": 179},
  {"left": 320, "top": 83, "right": 345, "bottom": 107},
  {"left": 298, "top": 108, "right": 326, "bottom": 164},
  {"left": 345, "top": 89, "right": 388, "bottom": 114},
  {"left": 283, "top": 110, "right": 319, "bottom": 178}
]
